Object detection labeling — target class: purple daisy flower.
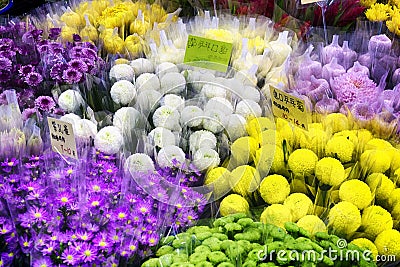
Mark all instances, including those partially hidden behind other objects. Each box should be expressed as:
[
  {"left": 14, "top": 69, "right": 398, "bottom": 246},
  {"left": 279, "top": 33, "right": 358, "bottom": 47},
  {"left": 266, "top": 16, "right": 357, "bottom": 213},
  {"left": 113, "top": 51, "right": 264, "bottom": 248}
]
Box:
[
  {"left": 68, "top": 59, "right": 88, "bottom": 73},
  {"left": 76, "top": 230, "right": 93, "bottom": 242},
  {"left": 88, "top": 195, "right": 103, "bottom": 209},
  {"left": 78, "top": 243, "right": 97, "bottom": 263},
  {"left": 61, "top": 247, "right": 78, "bottom": 265},
  {"left": 25, "top": 72, "right": 43, "bottom": 87},
  {"left": 62, "top": 67, "right": 83, "bottom": 84},
  {"left": 34, "top": 96, "right": 56, "bottom": 112},
  {"left": 57, "top": 192, "right": 74, "bottom": 206},
  {"left": 32, "top": 257, "right": 53, "bottom": 267},
  {"left": 37, "top": 44, "right": 51, "bottom": 54},
  {"left": 0, "top": 57, "right": 12, "bottom": 71},
  {"left": 41, "top": 242, "right": 58, "bottom": 256},
  {"left": 28, "top": 207, "right": 49, "bottom": 224},
  {"left": 93, "top": 234, "right": 111, "bottom": 250}
]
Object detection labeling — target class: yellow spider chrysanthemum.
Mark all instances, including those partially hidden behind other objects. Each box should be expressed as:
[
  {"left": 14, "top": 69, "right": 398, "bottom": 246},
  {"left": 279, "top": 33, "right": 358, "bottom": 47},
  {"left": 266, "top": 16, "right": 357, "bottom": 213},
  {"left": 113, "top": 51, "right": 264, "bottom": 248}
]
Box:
[{"left": 366, "top": 3, "right": 391, "bottom": 21}]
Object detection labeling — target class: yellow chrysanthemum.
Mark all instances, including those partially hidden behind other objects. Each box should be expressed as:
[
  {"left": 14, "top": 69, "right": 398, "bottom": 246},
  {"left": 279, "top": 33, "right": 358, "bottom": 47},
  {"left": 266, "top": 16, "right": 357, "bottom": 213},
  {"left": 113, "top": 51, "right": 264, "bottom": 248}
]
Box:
[
  {"left": 361, "top": 206, "right": 393, "bottom": 240},
  {"left": 365, "top": 3, "right": 391, "bottom": 21},
  {"left": 360, "top": 0, "right": 377, "bottom": 8},
  {"left": 220, "top": 194, "right": 250, "bottom": 217},
  {"left": 364, "top": 138, "right": 393, "bottom": 151},
  {"left": 328, "top": 201, "right": 361, "bottom": 237},
  {"left": 260, "top": 204, "right": 292, "bottom": 229},
  {"left": 366, "top": 173, "right": 395, "bottom": 205},
  {"left": 230, "top": 136, "right": 259, "bottom": 166},
  {"left": 392, "top": 203, "right": 400, "bottom": 220},
  {"left": 322, "top": 113, "right": 349, "bottom": 133},
  {"left": 130, "top": 19, "right": 151, "bottom": 36},
  {"left": 386, "top": 11, "right": 400, "bottom": 36},
  {"left": 259, "top": 174, "right": 290, "bottom": 204},
  {"left": 374, "top": 229, "right": 400, "bottom": 260},
  {"left": 61, "top": 26, "right": 79, "bottom": 43},
  {"left": 339, "top": 180, "right": 372, "bottom": 210},
  {"left": 248, "top": 36, "right": 267, "bottom": 54},
  {"left": 388, "top": 188, "right": 400, "bottom": 210},
  {"left": 325, "top": 136, "right": 354, "bottom": 163},
  {"left": 350, "top": 238, "right": 378, "bottom": 260},
  {"left": 204, "top": 167, "right": 232, "bottom": 199},
  {"left": 60, "top": 8, "right": 84, "bottom": 28},
  {"left": 355, "top": 129, "right": 373, "bottom": 152},
  {"left": 125, "top": 34, "right": 143, "bottom": 56},
  {"left": 390, "top": 150, "right": 400, "bottom": 174},
  {"left": 315, "top": 157, "right": 346, "bottom": 187},
  {"left": 276, "top": 118, "right": 294, "bottom": 147},
  {"left": 296, "top": 215, "right": 327, "bottom": 237},
  {"left": 283, "top": 193, "right": 313, "bottom": 222},
  {"left": 299, "top": 127, "right": 329, "bottom": 158},
  {"left": 230, "top": 165, "right": 261, "bottom": 199},
  {"left": 254, "top": 144, "right": 285, "bottom": 177},
  {"left": 288, "top": 149, "right": 318, "bottom": 176},
  {"left": 103, "top": 34, "right": 125, "bottom": 54},
  {"left": 246, "top": 117, "right": 275, "bottom": 139},
  {"left": 360, "top": 150, "right": 391, "bottom": 174},
  {"left": 114, "top": 58, "right": 130, "bottom": 65},
  {"left": 334, "top": 130, "right": 359, "bottom": 147}
]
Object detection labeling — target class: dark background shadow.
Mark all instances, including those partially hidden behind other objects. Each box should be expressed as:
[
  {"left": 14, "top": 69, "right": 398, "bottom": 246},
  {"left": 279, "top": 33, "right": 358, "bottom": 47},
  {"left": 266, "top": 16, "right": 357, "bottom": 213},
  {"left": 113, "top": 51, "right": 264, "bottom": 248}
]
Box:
[{"left": 1, "top": 0, "right": 46, "bottom": 16}]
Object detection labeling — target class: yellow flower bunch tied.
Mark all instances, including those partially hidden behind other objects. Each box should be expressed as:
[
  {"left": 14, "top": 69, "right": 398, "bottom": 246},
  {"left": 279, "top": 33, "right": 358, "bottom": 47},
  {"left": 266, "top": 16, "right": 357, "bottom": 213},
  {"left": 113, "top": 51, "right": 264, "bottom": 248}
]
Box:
[
  {"left": 204, "top": 167, "right": 232, "bottom": 199},
  {"left": 315, "top": 157, "right": 346, "bottom": 187},
  {"left": 325, "top": 136, "right": 354, "bottom": 163},
  {"left": 97, "top": 2, "right": 136, "bottom": 29},
  {"left": 60, "top": 7, "right": 84, "bottom": 28},
  {"left": 259, "top": 174, "right": 290, "bottom": 204},
  {"left": 283, "top": 193, "right": 313, "bottom": 222},
  {"left": 328, "top": 201, "right": 361, "bottom": 238},
  {"left": 246, "top": 117, "right": 275, "bottom": 143},
  {"left": 322, "top": 113, "right": 349, "bottom": 134},
  {"left": 374, "top": 229, "right": 400, "bottom": 260},
  {"left": 260, "top": 204, "right": 292, "bottom": 229},
  {"left": 254, "top": 144, "right": 285, "bottom": 177},
  {"left": 102, "top": 28, "right": 126, "bottom": 54},
  {"left": 288, "top": 149, "right": 318, "bottom": 176},
  {"left": 230, "top": 136, "right": 259, "bottom": 166},
  {"left": 339, "top": 180, "right": 372, "bottom": 209},
  {"left": 360, "top": 149, "right": 392, "bottom": 174},
  {"left": 366, "top": 173, "right": 395, "bottom": 205},
  {"left": 366, "top": 3, "right": 391, "bottom": 21},
  {"left": 361, "top": 206, "right": 393, "bottom": 240},
  {"left": 219, "top": 194, "right": 249, "bottom": 217},
  {"left": 230, "top": 165, "right": 261, "bottom": 200},
  {"left": 204, "top": 29, "right": 236, "bottom": 44}
]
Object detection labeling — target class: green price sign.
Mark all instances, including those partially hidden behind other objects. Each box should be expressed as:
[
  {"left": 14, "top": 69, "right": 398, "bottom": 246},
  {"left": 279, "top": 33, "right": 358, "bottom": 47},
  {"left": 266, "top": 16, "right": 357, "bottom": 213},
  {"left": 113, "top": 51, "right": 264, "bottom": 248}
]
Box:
[{"left": 183, "top": 35, "right": 233, "bottom": 73}]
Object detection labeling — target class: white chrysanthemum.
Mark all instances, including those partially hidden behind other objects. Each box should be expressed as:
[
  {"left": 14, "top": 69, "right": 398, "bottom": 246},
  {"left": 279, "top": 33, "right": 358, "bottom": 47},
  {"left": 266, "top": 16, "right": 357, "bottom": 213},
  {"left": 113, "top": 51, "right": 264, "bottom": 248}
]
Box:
[
  {"left": 75, "top": 119, "right": 97, "bottom": 140},
  {"left": 130, "top": 58, "right": 154, "bottom": 76},
  {"left": 192, "top": 148, "right": 220, "bottom": 171},
  {"left": 201, "top": 83, "right": 227, "bottom": 99},
  {"left": 203, "top": 109, "right": 226, "bottom": 133},
  {"left": 135, "top": 89, "right": 162, "bottom": 113},
  {"left": 205, "top": 97, "right": 234, "bottom": 115},
  {"left": 161, "top": 94, "right": 185, "bottom": 112},
  {"left": 189, "top": 130, "right": 217, "bottom": 153},
  {"left": 156, "top": 62, "right": 179, "bottom": 79},
  {"left": 153, "top": 105, "right": 181, "bottom": 131},
  {"left": 113, "top": 107, "right": 141, "bottom": 131},
  {"left": 94, "top": 126, "right": 123, "bottom": 154},
  {"left": 109, "top": 64, "right": 135, "bottom": 82},
  {"left": 185, "top": 70, "right": 216, "bottom": 92},
  {"left": 225, "top": 114, "right": 247, "bottom": 141},
  {"left": 110, "top": 80, "right": 137, "bottom": 105},
  {"left": 234, "top": 69, "right": 257, "bottom": 86},
  {"left": 157, "top": 145, "right": 186, "bottom": 168},
  {"left": 124, "top": 153, "right": 155, "bottom": 173},
  {"left": 234, "top": 85, "right": 261, "bottom": 103},
  {"left": 180, "top": 105, "right": 203, "bottom": 128},
  {"left": 235, "top": 99, "right": 262, "bottom": 118},
  {"left": 136, "top": 73, "right": 160, "bottom": 92},
  {"left": 148, "top": 127, "right": 176, "bottom": 148},
  {"left": 60, "top": 113, "right": 81, "bottom": 125},
  {"left": 160, "top": 72, "right": 186, "bottom": 94},
  {"left": 58, "top": 90, "right": 85, "bottom": 112}
]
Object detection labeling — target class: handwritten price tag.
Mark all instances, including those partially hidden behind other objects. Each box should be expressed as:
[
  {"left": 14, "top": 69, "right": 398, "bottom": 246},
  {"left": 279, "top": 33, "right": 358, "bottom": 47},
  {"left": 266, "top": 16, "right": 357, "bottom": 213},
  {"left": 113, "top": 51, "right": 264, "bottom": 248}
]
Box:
[
  {"left": 183, "top": 35, "right": 233, "bottom": 73},
  {"left": 47, "top": 117, "right": 78, "bottom": 159},
  {"left": 269, "top": 86, "right": 309, "bottom": 130}
]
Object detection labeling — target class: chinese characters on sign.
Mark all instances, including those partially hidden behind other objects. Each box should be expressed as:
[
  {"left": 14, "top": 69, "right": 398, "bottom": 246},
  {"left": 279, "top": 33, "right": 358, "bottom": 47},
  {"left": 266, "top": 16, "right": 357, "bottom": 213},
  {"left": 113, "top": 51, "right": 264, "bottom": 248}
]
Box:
[
  {"left": 47, "top": 117, "right": 78, "bottom": 159},
  {"left": 183, "top": 35, "right": 233, "bottom": 73},
  {"left": 269, "top": 86, "right": 309, "bottom": 130}
]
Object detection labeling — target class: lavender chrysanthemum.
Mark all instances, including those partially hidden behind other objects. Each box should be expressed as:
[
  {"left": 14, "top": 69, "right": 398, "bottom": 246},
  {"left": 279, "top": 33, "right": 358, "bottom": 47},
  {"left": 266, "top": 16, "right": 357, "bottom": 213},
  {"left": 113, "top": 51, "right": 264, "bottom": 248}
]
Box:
[
  {"left": 331, "top": 72, "right": 378, "bottom": 106},
  {"left": 50, "top": 62, "right": 67, "bottom": 81},
  {"left": 350, "top": 103, "right": 377, "bottom": 121},
  {"left": 62, "top": 68, "right": 83, "bottom": 84},
  {"left": 34, "top": 96, "right": 55, "bottom": 112},
  {"left": 49, "top": 28, "right": 61, "bottom": 40},
  {"left": 25, "top": 72, "right": 43, "bottom": 87},
  {"left": 19, "top": 65, "right": 35, "bottom": 76}
]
